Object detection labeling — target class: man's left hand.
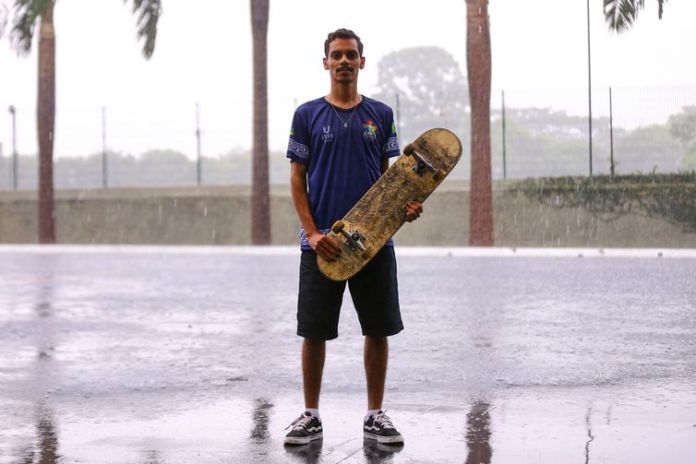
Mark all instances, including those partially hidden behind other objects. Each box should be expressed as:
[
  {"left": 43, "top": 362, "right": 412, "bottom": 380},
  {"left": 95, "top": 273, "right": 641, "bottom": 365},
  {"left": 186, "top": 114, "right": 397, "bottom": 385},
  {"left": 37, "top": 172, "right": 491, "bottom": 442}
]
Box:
[{"left": 405, "top": 201, "right": 423, "bottom": 222}]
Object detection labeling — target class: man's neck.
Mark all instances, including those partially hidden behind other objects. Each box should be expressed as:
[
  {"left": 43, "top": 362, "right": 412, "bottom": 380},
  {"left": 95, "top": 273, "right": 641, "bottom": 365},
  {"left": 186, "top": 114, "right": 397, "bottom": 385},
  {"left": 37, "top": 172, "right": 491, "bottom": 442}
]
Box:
[{"left": 326, "top": 84, "right": 361, "bottom": 109}]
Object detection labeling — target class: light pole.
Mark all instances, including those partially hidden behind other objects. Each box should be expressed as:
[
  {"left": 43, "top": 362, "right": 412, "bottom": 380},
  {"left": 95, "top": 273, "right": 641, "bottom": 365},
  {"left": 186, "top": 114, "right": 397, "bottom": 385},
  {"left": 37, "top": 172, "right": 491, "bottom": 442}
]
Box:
[
  {"left": 586, "top": 0, "right": 593, "bottom": 177},
  {"left": 8, "top": 105, "right": 18, "bottom": 190}
]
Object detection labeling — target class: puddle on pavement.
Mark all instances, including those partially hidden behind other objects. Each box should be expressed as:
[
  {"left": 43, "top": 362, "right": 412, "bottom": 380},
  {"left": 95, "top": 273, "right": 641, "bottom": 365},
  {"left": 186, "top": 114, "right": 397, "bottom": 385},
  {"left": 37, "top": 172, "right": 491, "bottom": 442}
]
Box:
[{"left": 1, "top": 250, "right": 696, "bottom": 463}]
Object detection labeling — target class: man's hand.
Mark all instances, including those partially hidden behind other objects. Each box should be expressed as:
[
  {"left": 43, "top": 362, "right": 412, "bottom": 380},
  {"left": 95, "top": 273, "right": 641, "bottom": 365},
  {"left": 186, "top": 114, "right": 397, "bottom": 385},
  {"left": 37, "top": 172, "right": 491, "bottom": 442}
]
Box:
[
  {"left": 307, "top": 231, "right": 341, "bottom": 261},
  {"left": 405, "top": 201, "right": 423, "bottom": 222}
]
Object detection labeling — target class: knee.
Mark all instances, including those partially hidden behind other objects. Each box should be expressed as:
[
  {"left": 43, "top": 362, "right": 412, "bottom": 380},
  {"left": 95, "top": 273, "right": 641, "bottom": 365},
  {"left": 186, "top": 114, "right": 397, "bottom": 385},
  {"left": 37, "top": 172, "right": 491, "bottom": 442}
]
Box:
[
  {"left": 365, "top": 335, "right": 388, "bottom": 349},
  {"left": 303, "top": 338, "right": 326, "bottom": 349}
]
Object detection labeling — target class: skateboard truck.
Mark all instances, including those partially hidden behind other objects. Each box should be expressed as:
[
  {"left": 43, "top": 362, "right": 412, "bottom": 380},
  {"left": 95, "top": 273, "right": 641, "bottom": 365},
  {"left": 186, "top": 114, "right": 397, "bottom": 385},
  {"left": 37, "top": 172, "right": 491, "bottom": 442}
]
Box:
[
  {"left": 404, "top": 144, "right": 446, "bottom": 181},
  {"left": 331, "top": 221, "right": 369, "bottom": 259}
]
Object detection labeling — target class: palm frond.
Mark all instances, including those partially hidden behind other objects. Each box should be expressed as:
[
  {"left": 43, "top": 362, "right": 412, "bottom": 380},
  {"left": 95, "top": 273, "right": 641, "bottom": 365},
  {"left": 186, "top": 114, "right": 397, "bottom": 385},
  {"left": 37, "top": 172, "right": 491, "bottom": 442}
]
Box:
[
  {"left": 6, "top": 0, "right": 51, "bottom": 54},
  {"left": 125, "top": 0, "right": 161, "bottom": 58},
  {"left": 603, "top": 0, "right": 644, "bottom": 32},
  {"left": 658, "top": 0, "right": 667, "bottom": 19},
  {"left": 604, "top": 0, "right": 668, "bottom": 33},
  {"left": 0, "top": 2, "right": 8, "bottom": 37}
]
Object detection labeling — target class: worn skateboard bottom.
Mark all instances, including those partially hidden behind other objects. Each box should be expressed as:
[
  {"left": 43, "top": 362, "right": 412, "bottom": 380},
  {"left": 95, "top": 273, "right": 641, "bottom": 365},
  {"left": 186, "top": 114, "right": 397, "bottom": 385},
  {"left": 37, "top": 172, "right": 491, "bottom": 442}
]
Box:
[
  {"left": 317, "top": 128, "right": 463, "bottom": 281},
  {"left": 319, "top": 220, "right": 375, "bottom": 281}
]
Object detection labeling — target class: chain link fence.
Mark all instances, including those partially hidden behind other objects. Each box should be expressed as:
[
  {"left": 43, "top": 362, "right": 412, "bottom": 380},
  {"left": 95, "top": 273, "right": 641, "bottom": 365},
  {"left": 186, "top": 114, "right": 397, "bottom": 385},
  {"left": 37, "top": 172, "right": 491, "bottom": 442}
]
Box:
[{"left": 1, "top": 85, "right": 694, "bottom": 190}]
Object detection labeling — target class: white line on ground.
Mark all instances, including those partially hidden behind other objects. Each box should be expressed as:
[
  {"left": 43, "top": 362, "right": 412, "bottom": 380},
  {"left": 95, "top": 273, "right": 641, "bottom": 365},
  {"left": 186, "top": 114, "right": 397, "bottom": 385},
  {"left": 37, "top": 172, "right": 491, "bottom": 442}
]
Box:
[{"left": 1, "top": 245, "right": 695, "bottom": 258}]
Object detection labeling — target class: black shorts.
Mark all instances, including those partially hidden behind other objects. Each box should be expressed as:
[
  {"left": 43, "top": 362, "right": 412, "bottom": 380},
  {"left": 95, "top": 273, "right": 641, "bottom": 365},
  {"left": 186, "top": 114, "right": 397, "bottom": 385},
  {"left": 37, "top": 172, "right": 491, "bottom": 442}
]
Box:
[{"left": 297, "top": 246, "right": 403, "bottom": 340}]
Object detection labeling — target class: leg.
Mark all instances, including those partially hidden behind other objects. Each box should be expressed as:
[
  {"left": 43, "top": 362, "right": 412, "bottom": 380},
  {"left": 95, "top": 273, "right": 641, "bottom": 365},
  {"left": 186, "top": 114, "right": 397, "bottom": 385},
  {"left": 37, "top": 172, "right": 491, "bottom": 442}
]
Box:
[
  {"left": 350, "top": 249, "right": 405, "bottom": 444},
  {"left": 296, "top": 250, "right": 345, "bottom": 406},
  {"left": 364, "top": 335, "right": 388, "bottom": 410},
  {"left": 287, "top": 252, "right": 343, "bottom": 445},
  {"left": 302, "top": 338, "right": 326, "bottom": 409},
  {"left": 349, "top": 247, "right": 402, "bottom": 410}
]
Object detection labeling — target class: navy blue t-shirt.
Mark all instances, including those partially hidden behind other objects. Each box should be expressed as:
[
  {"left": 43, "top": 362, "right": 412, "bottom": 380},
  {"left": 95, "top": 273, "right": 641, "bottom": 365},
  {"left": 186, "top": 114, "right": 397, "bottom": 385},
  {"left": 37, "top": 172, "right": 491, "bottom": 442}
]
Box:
[{"left": 287, "top": 96, "right": 400, "bottom": 250}]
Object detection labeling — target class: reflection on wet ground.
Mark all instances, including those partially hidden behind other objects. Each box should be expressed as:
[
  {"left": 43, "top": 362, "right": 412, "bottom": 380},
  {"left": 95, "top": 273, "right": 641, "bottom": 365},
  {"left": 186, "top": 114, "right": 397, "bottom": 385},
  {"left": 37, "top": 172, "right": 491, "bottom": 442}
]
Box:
[
  {"left": 362, "top": 439, "right": 404, "bottom": 464},
  {"left": 584, "top": 406, "right": 594, "bottom": 464},
  {"left": 284, "top": 439, "right": 323, "bottom": 464},
  {"left": 1, "top": 247, "right": 696, "bottom": 463},
  {"left": 12, "top": 403, "right": 61, "bottom": 464},
  {"left": 465, "top": 402, "right": 491, "bottom": 464},
  {"left": 250, "top": 398, "right": 273, "bottom": 442}
]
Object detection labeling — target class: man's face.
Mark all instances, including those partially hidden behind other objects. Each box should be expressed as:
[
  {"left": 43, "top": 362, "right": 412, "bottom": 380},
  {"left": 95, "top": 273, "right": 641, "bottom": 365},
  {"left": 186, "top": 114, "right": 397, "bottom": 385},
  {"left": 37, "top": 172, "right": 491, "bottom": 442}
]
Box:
[{"left": 323, "top": 38, "right": 365, "bottom": 84}]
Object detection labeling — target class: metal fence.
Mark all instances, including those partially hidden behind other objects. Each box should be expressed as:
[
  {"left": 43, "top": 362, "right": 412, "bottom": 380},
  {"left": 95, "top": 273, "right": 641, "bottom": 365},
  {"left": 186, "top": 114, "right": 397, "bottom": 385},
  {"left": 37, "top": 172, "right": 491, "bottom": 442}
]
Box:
[{"left": 1, "top": 85, "right": 694, "bottom": 190}]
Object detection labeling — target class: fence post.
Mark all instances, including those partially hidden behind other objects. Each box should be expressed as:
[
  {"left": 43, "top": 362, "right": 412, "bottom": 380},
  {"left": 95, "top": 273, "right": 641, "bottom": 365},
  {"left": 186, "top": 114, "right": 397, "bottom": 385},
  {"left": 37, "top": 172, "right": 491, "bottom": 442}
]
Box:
[
  {"left": 9, "top": 105, "right": 18, "bottom": 190},
  {"left": 196, "top": 102, "right": 202, "bottom": 186},
  {"left": 102, "top": 106, "right": 108, "bottom": 188},
  {"left": 395, "top": 92, "right": 401, "bottom": 140},
  {"left": 609, "top": 87, "right": 615, "bottom": 177},
  {"left": 502, "top": 90, "right": 507, "bottom": 179}
]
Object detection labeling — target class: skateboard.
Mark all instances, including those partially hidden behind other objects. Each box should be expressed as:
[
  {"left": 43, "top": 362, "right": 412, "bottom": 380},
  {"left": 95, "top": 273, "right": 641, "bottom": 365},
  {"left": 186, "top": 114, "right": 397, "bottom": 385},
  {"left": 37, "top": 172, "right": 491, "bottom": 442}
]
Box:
[{"left": 317, "top": 128, "right": 462, "bottom": 281}]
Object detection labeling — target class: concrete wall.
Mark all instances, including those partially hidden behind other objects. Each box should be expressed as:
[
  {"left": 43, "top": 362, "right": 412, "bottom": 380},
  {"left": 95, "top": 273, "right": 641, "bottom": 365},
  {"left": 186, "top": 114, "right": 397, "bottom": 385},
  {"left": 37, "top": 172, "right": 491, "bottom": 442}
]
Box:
[{"left": 2, "top": 184, "right": 696, "bottom": 247}]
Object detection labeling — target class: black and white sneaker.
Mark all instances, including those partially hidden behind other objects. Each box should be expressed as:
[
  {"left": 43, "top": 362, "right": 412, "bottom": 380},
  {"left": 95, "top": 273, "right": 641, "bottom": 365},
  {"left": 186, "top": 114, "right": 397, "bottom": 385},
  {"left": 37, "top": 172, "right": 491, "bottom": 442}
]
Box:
[
  {"left": 284, "top": 412, "right": 323, "bottom": 445},
  {"left": 363, "top": 410, "right": 404, "bottom": 444}
]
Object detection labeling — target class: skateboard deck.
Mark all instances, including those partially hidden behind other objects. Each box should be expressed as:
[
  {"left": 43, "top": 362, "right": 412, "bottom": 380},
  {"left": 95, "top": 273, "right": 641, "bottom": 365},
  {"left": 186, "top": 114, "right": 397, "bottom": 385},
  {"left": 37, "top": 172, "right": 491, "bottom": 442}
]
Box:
[{"left": 317, "top": 128, "right": 462, "bottom": 281}]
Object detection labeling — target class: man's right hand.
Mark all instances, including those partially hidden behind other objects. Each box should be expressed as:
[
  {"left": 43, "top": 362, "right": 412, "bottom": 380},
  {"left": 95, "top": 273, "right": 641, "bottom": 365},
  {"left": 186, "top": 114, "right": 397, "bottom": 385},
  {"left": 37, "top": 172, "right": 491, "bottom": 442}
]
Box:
[{"left": 307, "top": 231, "right": 341, "bottom": 261}]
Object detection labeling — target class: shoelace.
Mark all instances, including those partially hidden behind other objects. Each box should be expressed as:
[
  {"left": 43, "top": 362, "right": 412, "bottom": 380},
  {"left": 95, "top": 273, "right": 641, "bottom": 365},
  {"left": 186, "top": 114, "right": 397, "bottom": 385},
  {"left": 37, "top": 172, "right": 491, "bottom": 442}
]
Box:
[
  {"left": 285, "top": 414, "right": 313, "bottom": 431},
  {"left": 373, "top": 411, "right": 395, "bottom": 429}
]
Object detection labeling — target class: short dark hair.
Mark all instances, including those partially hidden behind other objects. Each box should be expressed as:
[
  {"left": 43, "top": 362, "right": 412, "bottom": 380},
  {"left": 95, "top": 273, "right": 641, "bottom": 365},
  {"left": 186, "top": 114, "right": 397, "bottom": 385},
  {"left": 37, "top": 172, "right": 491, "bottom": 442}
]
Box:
[{"left": 324, "top": 28, "right": 363, "bottom": 57}]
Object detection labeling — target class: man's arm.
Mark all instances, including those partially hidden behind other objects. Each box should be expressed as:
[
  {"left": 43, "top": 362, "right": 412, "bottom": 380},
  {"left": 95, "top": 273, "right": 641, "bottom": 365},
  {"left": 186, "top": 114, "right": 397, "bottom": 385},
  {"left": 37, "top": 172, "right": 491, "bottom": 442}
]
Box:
[{"left": 290, "top": 162, "right": 341, "bottom": 260}]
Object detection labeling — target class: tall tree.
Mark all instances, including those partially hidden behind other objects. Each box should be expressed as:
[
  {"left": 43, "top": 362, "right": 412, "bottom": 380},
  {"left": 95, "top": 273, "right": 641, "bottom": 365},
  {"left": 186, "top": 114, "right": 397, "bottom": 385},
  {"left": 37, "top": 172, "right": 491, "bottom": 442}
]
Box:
[
  {"left": 466, "top": 0, "right": 493, "bottom": 246},
  {"left": 372, "top": 46, "right": 469, "bottom": 145},
  {"left": 250, "top": 0, "right": 270, "bottom": 245},
  {"left": 603, "top": 0, "right": 667, "bottom": 32},
  {"left": 668, "top": 106, "right": 696, "bottom": 171},
  {"left": 1, "top": 0, "right": 161, "bottom": 243}
]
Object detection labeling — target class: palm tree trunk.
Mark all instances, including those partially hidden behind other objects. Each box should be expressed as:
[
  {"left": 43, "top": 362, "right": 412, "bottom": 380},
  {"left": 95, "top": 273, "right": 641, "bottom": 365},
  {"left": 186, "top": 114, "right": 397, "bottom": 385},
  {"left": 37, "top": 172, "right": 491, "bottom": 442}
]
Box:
[
  {"left": 466, "top": 0, "right": 493, "bottom": 246},
  {"left": 37, "top": 1, "right": 56, "bottom": 243},
  {"left": 250, "top": 0, "right": 270, "bottom": 245}
]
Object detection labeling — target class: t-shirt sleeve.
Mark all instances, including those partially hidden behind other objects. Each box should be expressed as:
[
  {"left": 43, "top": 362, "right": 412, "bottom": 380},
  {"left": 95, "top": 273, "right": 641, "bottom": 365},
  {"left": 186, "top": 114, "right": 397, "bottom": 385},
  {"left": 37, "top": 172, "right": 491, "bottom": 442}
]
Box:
[
  {"left": 382, "top": 108, "right": 401, "bottom": 158},
  {"left": 286, "top": 109, "right": 310, "bottom": 165}
]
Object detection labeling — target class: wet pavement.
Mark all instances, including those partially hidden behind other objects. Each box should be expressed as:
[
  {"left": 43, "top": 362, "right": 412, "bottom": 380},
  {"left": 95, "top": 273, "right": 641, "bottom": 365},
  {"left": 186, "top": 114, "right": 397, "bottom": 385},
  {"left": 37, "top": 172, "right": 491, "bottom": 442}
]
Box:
[{"left": 1, "top": 245, "right": 695, "bottom": 463}]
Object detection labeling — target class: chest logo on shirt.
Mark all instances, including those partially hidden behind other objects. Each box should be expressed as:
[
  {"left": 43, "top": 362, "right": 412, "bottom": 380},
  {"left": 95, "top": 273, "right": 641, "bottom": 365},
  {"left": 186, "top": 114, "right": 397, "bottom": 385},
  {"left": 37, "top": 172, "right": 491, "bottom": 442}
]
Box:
[
  {"left": 363, "top": 119, "right": 378, "bottom": 142},
  {"left": 322, "top": 125, "right": 334, "bottom": 143}
]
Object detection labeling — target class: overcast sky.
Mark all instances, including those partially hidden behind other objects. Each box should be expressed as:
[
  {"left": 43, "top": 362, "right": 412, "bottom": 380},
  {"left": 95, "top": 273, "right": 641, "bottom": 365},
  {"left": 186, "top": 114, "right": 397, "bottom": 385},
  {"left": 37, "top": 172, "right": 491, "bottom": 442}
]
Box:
[{"left": 1, "top": 0, "right": 694, "bottom": 159}]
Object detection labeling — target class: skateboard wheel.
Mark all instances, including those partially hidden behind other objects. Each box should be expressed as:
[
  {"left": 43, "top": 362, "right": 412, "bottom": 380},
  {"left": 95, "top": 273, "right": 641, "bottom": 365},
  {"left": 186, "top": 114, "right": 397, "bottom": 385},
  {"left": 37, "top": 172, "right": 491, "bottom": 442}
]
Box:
[
  {"left": 434, "top": 170, "right": 446, "bottom": 182},
  {"left": 331, "top": 220, "right": 345, "bottom": 234},
  {"left": 404, "top": 144, "right": 416, "bottom": 156}
]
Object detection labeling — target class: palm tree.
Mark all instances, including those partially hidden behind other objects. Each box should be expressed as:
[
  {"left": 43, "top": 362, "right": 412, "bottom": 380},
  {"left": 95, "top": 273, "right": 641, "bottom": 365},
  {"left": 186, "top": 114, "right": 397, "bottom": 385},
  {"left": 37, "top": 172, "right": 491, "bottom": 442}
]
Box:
[
  {"left": 462, "top": 0, "right": 668, "bottom": 247},
  {"left": 603, "top": 0, "right": 667, "bottom": 32},
  {"left": 1, "top": 0, "right": 160, "bottom": 243},
  {"left": 250, "top": 0, "right": 270, "bottom": 245},
  {"left": 466, "top": 0, "right": 493, "bottom": 246}
]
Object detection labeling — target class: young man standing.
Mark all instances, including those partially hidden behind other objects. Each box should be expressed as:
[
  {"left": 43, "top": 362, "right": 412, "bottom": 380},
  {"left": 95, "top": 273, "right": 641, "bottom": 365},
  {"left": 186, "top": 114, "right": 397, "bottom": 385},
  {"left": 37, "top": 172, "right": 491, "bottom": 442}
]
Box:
[{"left": 284, "top": 29, "right": 422, "bottom": 446}]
